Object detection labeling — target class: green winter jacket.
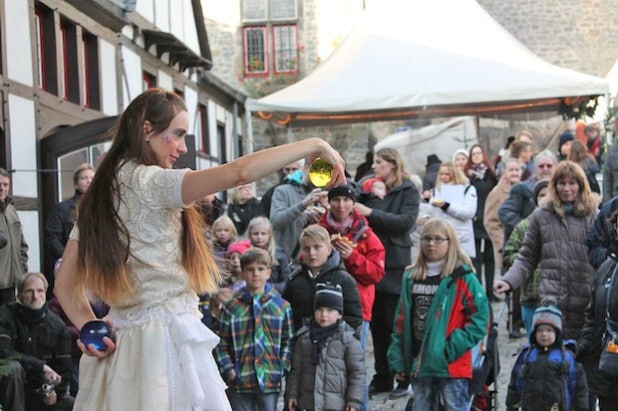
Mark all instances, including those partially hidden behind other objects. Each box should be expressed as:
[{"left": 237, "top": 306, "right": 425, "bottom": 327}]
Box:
[{"left": 387, "top": 264, "right": 489, "bottom": 379}]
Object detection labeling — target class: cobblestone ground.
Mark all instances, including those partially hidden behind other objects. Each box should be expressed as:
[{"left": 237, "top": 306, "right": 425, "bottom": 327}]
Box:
[{"left": 278, "top": 300, "right": 525, "bottom": 410}]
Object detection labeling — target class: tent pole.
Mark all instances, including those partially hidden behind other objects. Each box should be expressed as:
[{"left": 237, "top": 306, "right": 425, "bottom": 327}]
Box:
[{"left": 245, "top": 103, "right": 254, "bottom": 154}]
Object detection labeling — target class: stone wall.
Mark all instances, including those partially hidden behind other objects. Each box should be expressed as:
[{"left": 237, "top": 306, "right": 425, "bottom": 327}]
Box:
[{"left": 478, "top": 0, "right": 618, "bottom": 77}]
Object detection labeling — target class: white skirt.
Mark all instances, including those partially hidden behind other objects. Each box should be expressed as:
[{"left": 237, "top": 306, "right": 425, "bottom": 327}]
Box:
[{"left": 73, "top": 294, "right": 231, "bottom": 411}]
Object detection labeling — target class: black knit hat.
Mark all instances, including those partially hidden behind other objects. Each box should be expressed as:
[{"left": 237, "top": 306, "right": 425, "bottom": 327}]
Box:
[
  {"left": 314, "top": 283, "right": 344, "bottom": 313},
  {"left": 328, "top": 184, "right": 355, "bottom": 202}
]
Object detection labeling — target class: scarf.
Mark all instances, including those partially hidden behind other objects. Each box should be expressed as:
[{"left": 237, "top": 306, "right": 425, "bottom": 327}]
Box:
[
  {"left": 309, "top": 319, "right": 340, "bottom": 365},
  {"left": 469, "top": 163, "right": 488, "bottom": 180},
  {"left": 563, "top": 203, "right": 575, "bottom": 215},
  {"left": 326, "top": 212, "right": 353, "bottom": 234},
  {"left": 16, "top": 302, "right": 48, "bottom": 325}
]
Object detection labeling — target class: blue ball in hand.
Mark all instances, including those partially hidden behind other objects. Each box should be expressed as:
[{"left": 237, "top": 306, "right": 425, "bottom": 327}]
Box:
[{"left": 80, "top": 320, "right": 113, "bottom": 351}]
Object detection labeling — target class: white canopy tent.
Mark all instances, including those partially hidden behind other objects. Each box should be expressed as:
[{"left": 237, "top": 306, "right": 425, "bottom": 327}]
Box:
[
  {"left": 375, "top": 117, "right": 478, "bottom": 176},
  {"left": 246, "top": 0, "right": 608, "bottom": 127}
]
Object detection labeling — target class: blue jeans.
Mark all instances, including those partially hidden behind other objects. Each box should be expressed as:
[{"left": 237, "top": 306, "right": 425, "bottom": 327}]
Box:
[
  {"left": 521, "top": 302, "right": 537, "bottom": 337},
  {"left": 412, "top": 378, "right": 469, "bottom": 411},
  {"left": 227, "top": 391, "right": 279, "bottom": 411}
]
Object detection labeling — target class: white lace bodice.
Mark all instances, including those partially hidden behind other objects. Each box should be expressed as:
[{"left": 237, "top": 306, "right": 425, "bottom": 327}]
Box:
[{"left": 70, "top": 161, "right": 193, "bottom": 311}]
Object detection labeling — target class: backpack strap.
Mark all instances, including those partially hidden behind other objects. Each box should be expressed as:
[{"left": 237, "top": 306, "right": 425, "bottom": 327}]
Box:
[
  {"left": 560, "top": 346, "right": 577, "bottom": 411},
  {"left": 350, "top": 219, "right": 369, "bottom": 243}
]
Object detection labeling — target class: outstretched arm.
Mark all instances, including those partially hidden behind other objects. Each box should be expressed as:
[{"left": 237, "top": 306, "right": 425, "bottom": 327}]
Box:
[{"left": 182, "top": 138, "right": 345, "bottom": 204}]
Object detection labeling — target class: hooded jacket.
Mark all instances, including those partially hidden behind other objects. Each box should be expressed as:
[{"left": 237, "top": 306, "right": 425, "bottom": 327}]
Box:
[
  {"left": 388, "top": 264, "right": 489, "bottom": 379},
  {"left": 287, "top": 320, "right": 365, "bottom": 411},
  {"left": 283, "top": 251, "right": 362, "bottom": 331},
  {"left": 507, "top": 339, "right": 588, "bottom": 411}
]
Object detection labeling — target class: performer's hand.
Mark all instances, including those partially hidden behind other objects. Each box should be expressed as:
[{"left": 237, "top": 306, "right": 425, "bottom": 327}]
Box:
[
  {"left": 288, "top": 399, "right": 298, "bottom": 411},
  {"left": 77, "top": 335, "right": 116, "bottom": 358},
  {"left": 310, "top": 142, "right": 347, "bottom": 187}
]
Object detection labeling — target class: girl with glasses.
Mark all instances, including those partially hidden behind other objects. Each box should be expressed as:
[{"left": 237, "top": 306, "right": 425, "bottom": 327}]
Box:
[{"left": 388, "top": 218, "right": 489, "bottom": 411}]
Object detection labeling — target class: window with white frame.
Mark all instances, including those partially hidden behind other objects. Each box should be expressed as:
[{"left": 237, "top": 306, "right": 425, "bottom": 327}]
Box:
[
  {"left": 273, "top": 25, "right": 297, "bottom": 73},
  {"left": 241, "top": 0, "right": 298, "bottom": 77},
  {"left": 243, "top": 27, "right": 268, "bottom": 75}
]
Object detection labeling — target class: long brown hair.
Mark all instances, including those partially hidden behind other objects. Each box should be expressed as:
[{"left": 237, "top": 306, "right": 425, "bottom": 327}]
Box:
[
  {"left": 545, "top": 160, "right": 596, "bottom": 219},
  {"left": 76, "top": 88, "right": 220, "bottom": 305},
  {"left": 463, "top": 143, "right": 495, "bottom": 177},
  {"left": 374, "top": 147, "right": 410, "bottom": 189}
]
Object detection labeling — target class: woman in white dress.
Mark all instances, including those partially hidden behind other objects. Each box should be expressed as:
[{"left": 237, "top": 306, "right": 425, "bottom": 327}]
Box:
[{"left": 53, "top": 88, "right": 346, "bottom": 411}]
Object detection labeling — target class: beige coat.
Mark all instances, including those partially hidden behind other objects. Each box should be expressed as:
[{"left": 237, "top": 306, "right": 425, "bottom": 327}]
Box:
[{"left": 483, "top": 180, "right": 511, "bottom": 271}]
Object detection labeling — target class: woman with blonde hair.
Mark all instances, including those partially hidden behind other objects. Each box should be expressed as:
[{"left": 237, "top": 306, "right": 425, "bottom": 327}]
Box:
[
  {"left": 227, "top": 183, "right": 261, "bottom": 237},
  {"left": 388, "top": 218, "right": 489, "bottom": 410},
  {"left": 495, "top": 161, "right": 598, "bottom": 340},
  {"left": 52, "top": 88, "right": 346, "bottom": 411},
  {"left": 428, "top": 161, "right": 477, "bottom": 259},
  {"left": 356, "top": 146, "right": 420, "bottom": 397}
]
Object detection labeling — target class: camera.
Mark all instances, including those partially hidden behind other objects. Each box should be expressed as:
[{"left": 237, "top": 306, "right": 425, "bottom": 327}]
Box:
[{"left": 40, "top": 383, "right": 55, "bottom": 395}]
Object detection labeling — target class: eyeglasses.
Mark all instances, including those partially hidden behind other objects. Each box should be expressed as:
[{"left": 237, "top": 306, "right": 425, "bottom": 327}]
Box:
[
  {"left": 537, "top": 164, "right": 553, "bottom": 169},
  {"left": 421, "top": 236, "right": 449, "bottom": 244}
]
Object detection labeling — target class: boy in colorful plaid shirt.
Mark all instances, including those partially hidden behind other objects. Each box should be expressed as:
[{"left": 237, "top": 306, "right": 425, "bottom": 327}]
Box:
[{"left": 215, "top": 247, "right": 294, "bottom": 411}]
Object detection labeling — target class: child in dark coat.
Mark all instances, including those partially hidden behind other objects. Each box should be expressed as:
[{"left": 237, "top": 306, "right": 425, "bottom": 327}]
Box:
[
  {"left": 282, "top": 224, "right": 362, "bottom": 332},
  {"left": 287, "top": 283, "right": 365, "bottom": 411},
  {"left": 507, "top": 298, "right": 588, "bottom": 411}
]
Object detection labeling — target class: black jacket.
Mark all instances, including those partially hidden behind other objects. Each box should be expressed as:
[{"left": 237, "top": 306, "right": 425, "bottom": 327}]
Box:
[
  {"left": 283, "top": 251, "right": 362, "bottom": 332},
  {"left": 227, "top": 197, "right": 262, "bottom": 236},
  {"left": 0, "top": 302, "right": 71, "bottom": 395},
  {"left": 44, "top": 193, "right": 80, "bottom": 261},
  {"left": 358, "top": 179, "right": 419, "bottom": 294},
  {"left": 469, "top": 172, "right": 498, "bottom": 240},
  {"left": 578, "top": 256, "right": 618, "bottom": 398},
  {"left": 586, "top": 196, "right": 618, "bottom": 270}
]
